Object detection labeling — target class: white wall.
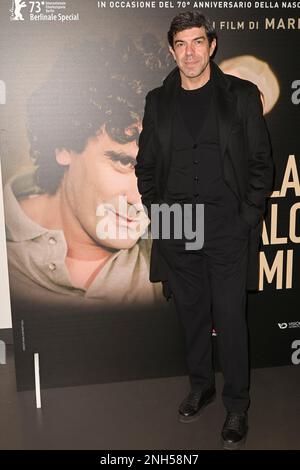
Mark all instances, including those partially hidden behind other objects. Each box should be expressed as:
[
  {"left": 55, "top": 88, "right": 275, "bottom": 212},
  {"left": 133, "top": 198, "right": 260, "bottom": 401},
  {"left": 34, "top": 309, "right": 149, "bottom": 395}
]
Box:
[{"left": 0, "top": 161, "right": 12, "bottom": 329}]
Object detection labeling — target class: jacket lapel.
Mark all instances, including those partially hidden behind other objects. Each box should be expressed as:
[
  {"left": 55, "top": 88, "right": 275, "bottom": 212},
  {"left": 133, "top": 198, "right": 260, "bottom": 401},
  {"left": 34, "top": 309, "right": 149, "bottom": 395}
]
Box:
[
  {"left": 210, "top": 61, "right": 237, "bottom": 159},
  {"left": 157, "top": 68, "right": 180, "bottom": 177}
]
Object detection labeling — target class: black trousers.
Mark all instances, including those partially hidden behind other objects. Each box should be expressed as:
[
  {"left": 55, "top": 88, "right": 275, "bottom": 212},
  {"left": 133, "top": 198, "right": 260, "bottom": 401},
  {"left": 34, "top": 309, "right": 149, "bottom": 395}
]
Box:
[{"left": 157, "top": 202, "right": 250, "bottom": 412}]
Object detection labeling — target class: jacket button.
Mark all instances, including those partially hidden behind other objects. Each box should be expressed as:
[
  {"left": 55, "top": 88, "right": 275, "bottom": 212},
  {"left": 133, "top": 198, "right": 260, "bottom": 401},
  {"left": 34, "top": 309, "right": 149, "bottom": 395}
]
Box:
[
  {"left": 194, "top": 176, "right": 199, "bottom": 182},
  {"left": 193, "top": 160, "right": 199, "bottom": 164},
  {"left": 193, "top": 144, "right": 197, "bottom": 149}
]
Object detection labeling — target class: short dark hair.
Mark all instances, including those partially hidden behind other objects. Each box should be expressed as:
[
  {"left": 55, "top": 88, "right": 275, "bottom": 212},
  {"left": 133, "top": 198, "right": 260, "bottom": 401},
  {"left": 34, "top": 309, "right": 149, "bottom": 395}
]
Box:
[
  {"left": 168, "top": 11, "right": 217, "bottom": 48},
  {"left": 27, "top": 37, "right": 173, "bottom": 194}
]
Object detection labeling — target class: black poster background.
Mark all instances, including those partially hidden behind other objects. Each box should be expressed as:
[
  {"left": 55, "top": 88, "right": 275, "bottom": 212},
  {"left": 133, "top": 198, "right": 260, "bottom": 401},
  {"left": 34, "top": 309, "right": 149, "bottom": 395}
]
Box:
[{"left": 0, "top": 2, "right": 299, "bottom": 390}]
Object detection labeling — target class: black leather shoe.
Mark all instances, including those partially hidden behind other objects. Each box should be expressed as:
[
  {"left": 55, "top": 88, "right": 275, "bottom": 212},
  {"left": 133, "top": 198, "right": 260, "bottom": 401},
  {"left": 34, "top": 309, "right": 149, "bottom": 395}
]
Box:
[
  {"left": 221, "top": 412, "right": 248, "bottom": 450},
  {"left": 178, "top": 387, "right": 216, "bottom": 423}
]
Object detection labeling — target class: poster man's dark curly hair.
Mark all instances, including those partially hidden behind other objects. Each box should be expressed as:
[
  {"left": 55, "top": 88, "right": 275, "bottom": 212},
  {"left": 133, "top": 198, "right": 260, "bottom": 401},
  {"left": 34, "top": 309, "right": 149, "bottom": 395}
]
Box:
[{"left": 27, "top": 36, "right": 172, "bottom": 194}]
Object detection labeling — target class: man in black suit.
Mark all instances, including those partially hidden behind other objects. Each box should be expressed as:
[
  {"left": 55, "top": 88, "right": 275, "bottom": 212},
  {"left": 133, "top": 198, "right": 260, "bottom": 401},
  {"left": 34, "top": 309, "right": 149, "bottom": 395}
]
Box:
[{"left": 135, "top": 11, "right": 273, "bottom": 449}]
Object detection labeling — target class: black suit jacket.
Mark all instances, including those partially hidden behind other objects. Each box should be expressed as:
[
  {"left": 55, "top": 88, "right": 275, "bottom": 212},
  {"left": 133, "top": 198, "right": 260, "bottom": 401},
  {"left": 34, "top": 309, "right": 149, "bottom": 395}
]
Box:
[{"left": 135, "top": 61, "right": 274, "bottom": 291}]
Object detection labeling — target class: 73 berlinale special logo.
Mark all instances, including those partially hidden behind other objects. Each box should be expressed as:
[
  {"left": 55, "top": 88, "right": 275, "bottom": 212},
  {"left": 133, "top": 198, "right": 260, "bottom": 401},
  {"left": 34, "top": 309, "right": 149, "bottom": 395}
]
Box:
[
  {"left": 10, "top": 0, "right": 27, "bottom": 21},
  {"left": 9, "top": 1, "right": 79, "bottom": 23}
]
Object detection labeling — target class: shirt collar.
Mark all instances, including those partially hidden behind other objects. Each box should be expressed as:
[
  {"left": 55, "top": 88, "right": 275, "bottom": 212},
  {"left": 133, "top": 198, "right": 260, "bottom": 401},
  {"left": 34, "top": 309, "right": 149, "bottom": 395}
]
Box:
[{"left": 5, "top": 171, "right": 53, "bottom": 241}]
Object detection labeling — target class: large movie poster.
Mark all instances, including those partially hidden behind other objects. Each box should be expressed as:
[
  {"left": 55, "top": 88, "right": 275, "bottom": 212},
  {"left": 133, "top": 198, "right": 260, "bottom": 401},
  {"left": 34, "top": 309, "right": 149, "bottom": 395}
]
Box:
[{"left": 0, "top": 1, "right": 299, "bottom": 390}]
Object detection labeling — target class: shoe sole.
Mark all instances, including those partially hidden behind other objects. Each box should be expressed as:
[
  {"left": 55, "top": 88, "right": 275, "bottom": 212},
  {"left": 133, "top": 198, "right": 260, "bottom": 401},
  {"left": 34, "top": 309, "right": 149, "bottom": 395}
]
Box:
[
  {"left": 178, "top": 393, "right": 216, "bottom": 423},
  {"left": 221, "top": 430, "right": 248, "bottom": 450}
]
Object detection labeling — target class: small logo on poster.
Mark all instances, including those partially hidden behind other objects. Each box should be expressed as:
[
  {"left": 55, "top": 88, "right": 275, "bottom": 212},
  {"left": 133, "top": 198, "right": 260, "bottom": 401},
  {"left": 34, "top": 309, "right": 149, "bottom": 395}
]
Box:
[
  {"left": 10, "top": 0, "right": 27, "bottom": 21},
  {"left": 278, "top": 321, "right": 300, "bottom": 330}
]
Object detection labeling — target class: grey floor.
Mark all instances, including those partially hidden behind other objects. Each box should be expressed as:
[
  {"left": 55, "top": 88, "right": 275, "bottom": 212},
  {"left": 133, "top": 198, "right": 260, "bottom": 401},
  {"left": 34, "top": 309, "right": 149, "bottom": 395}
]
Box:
[{"left": 1, "top": 346, "right": 299, "bottom": 450}]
